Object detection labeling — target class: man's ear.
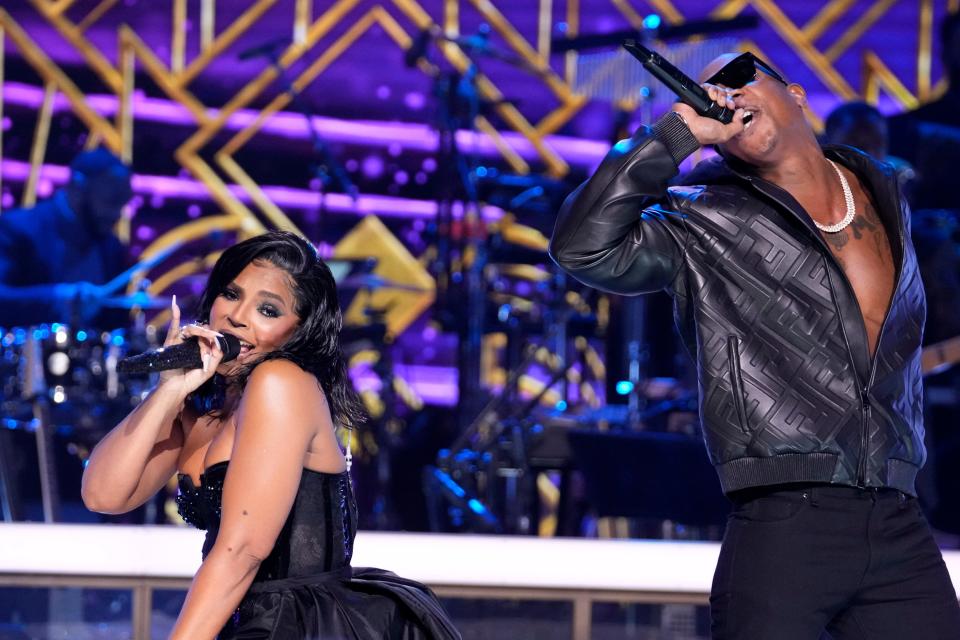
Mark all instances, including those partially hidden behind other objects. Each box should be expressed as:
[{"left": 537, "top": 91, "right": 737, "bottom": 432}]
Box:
[{"left": 787, "top": 83, "right": 807, "bottom": 109}]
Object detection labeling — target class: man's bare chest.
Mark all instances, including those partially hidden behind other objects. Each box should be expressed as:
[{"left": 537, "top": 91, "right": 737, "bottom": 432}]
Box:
[{"left": 820, "top": 203, "right": 896, "bottom": 339}]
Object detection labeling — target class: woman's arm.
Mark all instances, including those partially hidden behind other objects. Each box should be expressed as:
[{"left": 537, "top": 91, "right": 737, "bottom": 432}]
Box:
[
  {"left": 81, "top": 298, "right": 223, "bottom": 514},
  {"left": 81, "top": 381, "right": 186, "bottom": 514},
  {"left": 169, "top": 359, "right": 327, "bottom": 640}
]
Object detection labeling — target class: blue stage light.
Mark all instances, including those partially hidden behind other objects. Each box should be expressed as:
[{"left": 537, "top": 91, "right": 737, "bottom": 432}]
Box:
[
  {"left": 616, "top": 380, "right": 634, "bottom": 395},
  {"left": 76, "top": 330, "right": 88, "bottom": 341},
  {"left": 643, "top": 14, "right": 661, "bottom": 29},
  {"left": 555, "top": 400, "right": 567, "bottom": 411},
  {"left": 433, "top": 468, "right": 466, "bottom": 498},
  {"left": 467, "top": 499, "right": 487, "bottom": 515}
]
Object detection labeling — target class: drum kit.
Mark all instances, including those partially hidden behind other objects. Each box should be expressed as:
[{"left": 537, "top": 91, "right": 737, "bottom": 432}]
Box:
[
  {"left": 0, "top": 290, "right": 166, "bottom": 523},
  {"left": 0, "top": 20, "right": 713, "bottom": 528},
  {"left": 0, "top": 251, "right": 439, "bottom": 523},
  {"left": 1, "top": 322, "right": 156, "bottom": 429}
]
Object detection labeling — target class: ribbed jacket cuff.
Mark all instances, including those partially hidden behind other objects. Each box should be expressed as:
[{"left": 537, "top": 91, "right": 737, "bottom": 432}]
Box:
[{"left": 651, "top": 112, "right": 700, "bottom": 166}]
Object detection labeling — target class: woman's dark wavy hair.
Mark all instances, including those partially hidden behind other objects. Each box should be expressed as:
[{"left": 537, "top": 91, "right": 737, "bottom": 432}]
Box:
[{"left": 190, "top": 231, "right": 364, "bottom": 429}]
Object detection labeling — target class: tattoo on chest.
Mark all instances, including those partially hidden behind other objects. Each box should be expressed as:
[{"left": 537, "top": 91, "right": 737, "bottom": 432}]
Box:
[
  {"left": 824, "top": 228, "right": 850, "bottom": 251},
  {"left": 848, "top": 207, "right": 879, "bottom": 239},
  {"left": 820, "top": 203, "right": 890, "bottom": 261}
]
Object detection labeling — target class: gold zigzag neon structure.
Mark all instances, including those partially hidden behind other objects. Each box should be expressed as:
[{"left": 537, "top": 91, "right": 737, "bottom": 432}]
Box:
[{"left": 0, "top": 0, "right": 950, "bottom": 327}]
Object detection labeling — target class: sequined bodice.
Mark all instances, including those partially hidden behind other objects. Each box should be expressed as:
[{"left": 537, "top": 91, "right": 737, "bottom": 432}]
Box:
[{"left": 176, "top": 463, "right": 358, "bottom": 581}]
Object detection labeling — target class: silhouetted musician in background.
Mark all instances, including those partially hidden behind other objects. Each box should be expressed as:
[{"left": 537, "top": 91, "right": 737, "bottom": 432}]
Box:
[
  {"left": 0, "top": 147, "right": 132, "bottom": 328},
  {"left": 888, "top": 11, "right": 960, "bottom": 211},
  {"left": 824, "top": 101, "right": 915, "bottom": 197}
]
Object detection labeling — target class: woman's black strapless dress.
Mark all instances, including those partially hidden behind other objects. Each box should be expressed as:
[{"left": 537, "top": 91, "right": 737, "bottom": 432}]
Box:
[{"left": 177, "top": 462, "right": 460, "bottom": 639}]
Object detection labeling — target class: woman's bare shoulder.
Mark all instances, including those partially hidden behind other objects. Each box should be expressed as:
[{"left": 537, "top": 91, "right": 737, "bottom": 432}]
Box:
[{"left": 245, "top": 359, "right": 324, "bottom": 400}]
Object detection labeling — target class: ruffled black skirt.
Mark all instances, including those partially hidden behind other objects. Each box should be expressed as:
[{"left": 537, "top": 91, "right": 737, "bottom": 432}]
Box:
[{"left": 218, "top": 567, "right": 461, "bottom": 640}]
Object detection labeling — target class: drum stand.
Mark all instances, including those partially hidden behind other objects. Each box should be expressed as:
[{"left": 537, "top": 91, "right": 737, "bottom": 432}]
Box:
[
  {"left": 22, "top": 330, "right": 61, "bottom": 522},
  {"left": 0, "top": 428, "right": 21, "bottom": 521},
  {"left": 429, "top": 299, "right": 583, "bottom": 534}
]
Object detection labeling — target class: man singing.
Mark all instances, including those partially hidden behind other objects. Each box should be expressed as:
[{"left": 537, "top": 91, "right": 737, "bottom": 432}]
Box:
[{"left": 550, "top": 51, "right": 960, "bottom": 639}]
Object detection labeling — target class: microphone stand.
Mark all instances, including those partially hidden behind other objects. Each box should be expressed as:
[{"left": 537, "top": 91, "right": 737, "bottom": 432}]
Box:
[
  {"left": 244, "top": 42, "right": 357, "bottom": 235},
  {"left": 451, "top": 62, "right": 488, "bottom": 434},
  {"left": 415, "top": 29, "right": 494, "bottom": 432}
]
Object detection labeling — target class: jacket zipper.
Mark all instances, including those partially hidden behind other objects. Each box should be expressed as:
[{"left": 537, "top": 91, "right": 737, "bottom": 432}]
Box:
[
  {"left": 857, "top": 179, "right": 909, "bottom": 484},
  {"left": 746, "top": 166, "right": 905, "bottom": 486}
]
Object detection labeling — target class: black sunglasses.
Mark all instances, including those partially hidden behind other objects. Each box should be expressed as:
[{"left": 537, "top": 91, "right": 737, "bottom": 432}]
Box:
[{"left": 705, "top": 52, "right": 787, "bottom": 89}]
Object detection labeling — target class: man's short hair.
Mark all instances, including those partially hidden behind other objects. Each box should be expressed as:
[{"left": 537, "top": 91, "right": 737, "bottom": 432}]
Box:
[
  {"left": 824, "top": 101, "right": 884, "bottom": 140},
  {"left": 69, "top": 147, "right": 131, "bottom": 182}
]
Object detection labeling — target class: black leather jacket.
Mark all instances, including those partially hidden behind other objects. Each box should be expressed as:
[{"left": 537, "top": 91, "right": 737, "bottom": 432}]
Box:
[{"left": 550, "top": 113, "right": 926, "bottom": 495}]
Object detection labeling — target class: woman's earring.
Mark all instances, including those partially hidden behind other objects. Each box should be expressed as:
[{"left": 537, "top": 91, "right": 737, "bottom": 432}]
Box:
[{"left": 345, "top": 429, "right": 353, "bottom": 473}]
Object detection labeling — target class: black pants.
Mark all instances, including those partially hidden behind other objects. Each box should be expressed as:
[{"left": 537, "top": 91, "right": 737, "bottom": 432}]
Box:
[{"left": 711, "top": 484, "right": 960, "bottom": 639}]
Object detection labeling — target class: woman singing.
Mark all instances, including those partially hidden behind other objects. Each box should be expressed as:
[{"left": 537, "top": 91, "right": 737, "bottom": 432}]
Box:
[{"left": 81, "top": 231, "right": 460, "bottom": 639}]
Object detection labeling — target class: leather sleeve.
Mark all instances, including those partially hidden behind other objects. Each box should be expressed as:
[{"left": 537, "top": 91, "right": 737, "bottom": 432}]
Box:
[{"left": 549, "top": 112, "right": 700, "bottom": 295}]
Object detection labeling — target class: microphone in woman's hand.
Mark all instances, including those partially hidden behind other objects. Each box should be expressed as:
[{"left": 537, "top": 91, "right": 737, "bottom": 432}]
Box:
[{"left": 117, "top": 334, "right": 242, "bottom": 374}]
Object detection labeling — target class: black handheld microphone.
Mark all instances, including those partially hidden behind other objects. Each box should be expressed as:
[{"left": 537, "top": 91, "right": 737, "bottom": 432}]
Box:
[
  {"left": 405, "top": 28, "right": 433, "bottom": 68},
  {"left": 117, "top": 334, "right": 242, "bottom": 375},
  {"left": 237, "top": 37, "right": 290, "bottom": 61},
  {"left": 622, "top": 39, "right": 733, "bottom": 124}
]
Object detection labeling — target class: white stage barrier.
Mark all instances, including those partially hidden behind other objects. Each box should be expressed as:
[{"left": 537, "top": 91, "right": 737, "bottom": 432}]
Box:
[
  {"left": 1, "top": 523, "right": 959, "bottom": 639},
  {"left": 2, "top": 522, "right": 959, "bottom": 592}
]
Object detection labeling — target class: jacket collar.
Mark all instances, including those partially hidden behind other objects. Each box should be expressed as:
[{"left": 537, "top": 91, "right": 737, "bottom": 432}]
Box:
[{"left": 688, "top": 145, "right": 904, "bottom": 254}]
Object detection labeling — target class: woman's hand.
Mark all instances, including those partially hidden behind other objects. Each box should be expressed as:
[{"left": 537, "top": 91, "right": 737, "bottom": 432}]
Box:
[
  {"left": 157, "top": 296, "right": 226, "bottom": 398},
  {"left": 672, "top": 83, "right": 746, "bottom": 146}
]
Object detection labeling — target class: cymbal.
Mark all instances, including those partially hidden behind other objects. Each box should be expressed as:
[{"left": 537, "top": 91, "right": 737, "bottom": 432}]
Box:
[
  {"left": 327, "top": 258, "right": 378, "bottom": 285},
  {"left": 491, "top": 264, "right": 552, "bottom": 283},
  {"left": 100, "top": 293, "right": 173, "bottom": 309},
  {"left": 100, "top": 241, "right": 184, "bottom": 295},
  {"left": 338, "top": 273, "right": 430, "bottom": 293},
  {"left": 435, "top": 30, "right": 548, "bottom": 77},
  {"left": 475, "top": 171, "right": 565, "bottom": 191}
]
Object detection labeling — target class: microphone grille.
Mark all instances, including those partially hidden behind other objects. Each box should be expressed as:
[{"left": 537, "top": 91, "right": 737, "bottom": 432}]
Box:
[{"left": 218, "top": 334, "right": 242, "bottom": 362}]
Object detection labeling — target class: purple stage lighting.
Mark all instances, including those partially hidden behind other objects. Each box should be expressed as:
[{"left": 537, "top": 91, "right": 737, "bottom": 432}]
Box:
[
  {"left": 0, "top": 159, "right": 505, "bottom": 221},
  {"left": 2, "top": 82, "right": 610, "bottom": 168}
]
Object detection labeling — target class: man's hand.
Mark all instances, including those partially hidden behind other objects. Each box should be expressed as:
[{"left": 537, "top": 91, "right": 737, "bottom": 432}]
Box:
[{"left": 672, "top": 83, "right": 746, "bottom": 146}]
